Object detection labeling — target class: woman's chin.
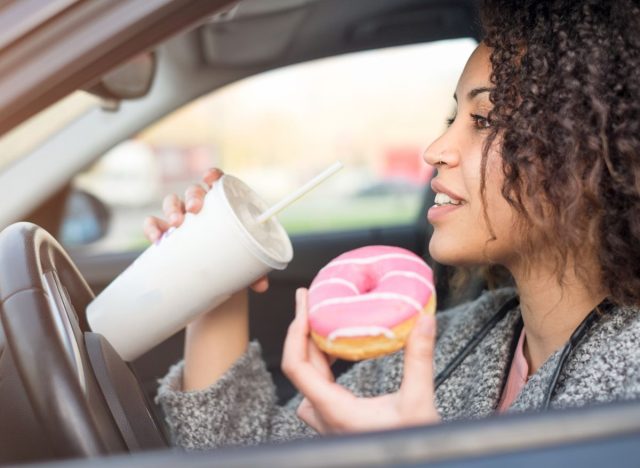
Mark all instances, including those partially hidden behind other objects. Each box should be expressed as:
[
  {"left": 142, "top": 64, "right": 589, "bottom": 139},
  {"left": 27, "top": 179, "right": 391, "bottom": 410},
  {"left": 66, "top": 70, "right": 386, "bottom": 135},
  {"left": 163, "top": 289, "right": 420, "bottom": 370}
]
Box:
[
  {"left": 428, "top": 236, "right": 456, "bottom": 265},
  {"left": 428, "top": 233, "right": 475, "bottom": 266}
]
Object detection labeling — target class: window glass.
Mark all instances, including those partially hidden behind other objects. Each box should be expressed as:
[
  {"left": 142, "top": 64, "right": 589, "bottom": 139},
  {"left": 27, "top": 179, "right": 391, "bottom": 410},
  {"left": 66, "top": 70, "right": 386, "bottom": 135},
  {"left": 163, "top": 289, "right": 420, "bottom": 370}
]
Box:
[{"left": 69, "top": 38, "right": 477, "bottom": 252}]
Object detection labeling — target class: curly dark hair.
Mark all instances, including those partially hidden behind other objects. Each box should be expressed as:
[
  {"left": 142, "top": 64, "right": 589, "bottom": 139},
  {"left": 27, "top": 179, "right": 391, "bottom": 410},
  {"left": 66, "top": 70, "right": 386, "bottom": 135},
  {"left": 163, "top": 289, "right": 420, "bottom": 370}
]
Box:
[{"left": 479, "top": 0, "right": 640, "bottom": 306}]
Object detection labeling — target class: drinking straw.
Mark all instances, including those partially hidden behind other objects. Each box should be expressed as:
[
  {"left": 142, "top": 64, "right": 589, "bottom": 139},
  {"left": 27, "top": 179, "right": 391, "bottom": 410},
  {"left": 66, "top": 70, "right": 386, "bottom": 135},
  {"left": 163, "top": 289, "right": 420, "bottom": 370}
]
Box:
[{"left": 256, "top": 161, "right": 344, "bottom": 223}]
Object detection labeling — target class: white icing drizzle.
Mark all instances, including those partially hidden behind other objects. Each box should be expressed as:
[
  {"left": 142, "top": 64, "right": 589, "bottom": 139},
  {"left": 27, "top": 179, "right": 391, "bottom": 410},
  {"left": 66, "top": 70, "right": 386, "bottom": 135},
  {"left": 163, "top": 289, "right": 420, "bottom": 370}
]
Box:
[
  {"left": 320, "top": 253, "right": 426, "bottom": 271},
  {"left": 328, "top": 326, "right": 395, "bottom": 342},
  {"left": 309, "top": 292, "right": 423, "bottom": 316},
  {"left": 309, "top": 278, "right": 359, "bottom": 295},
  {"left": 379, "top": 270, "right": 435, "bottom": 292}
]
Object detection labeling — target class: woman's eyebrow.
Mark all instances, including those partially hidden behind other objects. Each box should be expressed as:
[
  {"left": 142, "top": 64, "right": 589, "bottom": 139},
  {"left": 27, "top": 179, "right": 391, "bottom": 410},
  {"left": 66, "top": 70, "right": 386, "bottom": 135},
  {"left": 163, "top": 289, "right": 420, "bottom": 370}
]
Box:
[
  {"left": 467, "top": 87, "right": 492, "bottom": 100},
  {"left": 453, "top": 86, "right": 493, "bottom": 102}
]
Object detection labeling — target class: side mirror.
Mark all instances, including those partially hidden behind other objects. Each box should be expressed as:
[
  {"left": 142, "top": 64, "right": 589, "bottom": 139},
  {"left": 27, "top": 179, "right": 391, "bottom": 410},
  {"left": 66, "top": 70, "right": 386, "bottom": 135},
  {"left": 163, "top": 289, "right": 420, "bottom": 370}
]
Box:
[{"left": 59, "top": 189, "right": 111, "bottom": 247}]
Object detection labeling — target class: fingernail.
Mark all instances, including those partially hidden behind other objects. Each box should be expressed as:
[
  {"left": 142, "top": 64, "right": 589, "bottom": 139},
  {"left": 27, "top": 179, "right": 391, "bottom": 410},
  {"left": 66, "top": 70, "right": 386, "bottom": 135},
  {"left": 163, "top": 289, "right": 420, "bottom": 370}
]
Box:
[{"left": 169, "top": 213, "right": 181, "bottom": 225}]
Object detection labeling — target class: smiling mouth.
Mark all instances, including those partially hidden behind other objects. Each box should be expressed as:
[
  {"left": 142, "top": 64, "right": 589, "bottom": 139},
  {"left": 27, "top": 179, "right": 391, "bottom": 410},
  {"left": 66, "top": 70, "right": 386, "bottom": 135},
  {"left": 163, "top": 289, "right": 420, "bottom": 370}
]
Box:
[{"left": 434, "top": 192, "right": 463, "bottom": 206}]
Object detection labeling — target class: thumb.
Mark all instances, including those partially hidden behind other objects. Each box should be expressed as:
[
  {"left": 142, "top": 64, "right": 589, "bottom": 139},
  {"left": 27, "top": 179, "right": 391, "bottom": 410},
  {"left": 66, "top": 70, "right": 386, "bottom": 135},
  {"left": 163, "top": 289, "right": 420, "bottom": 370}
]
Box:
[{"left": 399, "top": 313, "right": 436, "bottom": 404}]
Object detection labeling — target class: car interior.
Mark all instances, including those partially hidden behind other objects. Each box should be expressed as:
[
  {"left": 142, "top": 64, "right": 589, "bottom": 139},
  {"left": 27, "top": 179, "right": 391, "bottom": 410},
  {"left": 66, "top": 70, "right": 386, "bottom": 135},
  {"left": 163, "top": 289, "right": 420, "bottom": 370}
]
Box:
[{"left": 0, "top": 0, "right": 638, "bottom": 466}]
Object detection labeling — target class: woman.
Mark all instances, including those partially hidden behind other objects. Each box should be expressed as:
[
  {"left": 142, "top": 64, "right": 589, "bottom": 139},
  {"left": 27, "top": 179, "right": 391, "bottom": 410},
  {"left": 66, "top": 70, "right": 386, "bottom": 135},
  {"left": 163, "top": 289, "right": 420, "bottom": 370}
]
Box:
[{"left": 146, "top": 0, "right": 640, "bottom": 449}]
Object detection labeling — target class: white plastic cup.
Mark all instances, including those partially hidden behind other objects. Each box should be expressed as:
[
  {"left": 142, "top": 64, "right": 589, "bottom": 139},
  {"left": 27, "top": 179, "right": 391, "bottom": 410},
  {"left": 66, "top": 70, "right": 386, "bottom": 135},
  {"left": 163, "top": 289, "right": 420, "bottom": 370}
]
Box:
[{"left": 87, "top": 175, "right": 294, "bottom": 361}]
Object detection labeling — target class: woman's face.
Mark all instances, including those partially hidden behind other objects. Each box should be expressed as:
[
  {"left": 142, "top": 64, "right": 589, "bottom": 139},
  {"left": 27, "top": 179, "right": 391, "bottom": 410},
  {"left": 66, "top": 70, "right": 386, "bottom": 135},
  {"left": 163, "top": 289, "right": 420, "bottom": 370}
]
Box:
[{"left": 424, "top": 44, "right": 519, "bottom": 268}]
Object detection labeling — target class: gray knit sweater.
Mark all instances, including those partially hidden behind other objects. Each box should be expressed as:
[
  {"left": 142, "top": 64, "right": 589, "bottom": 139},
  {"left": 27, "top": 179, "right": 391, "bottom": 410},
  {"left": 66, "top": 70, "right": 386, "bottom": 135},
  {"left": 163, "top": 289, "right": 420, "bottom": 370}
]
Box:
[{"left": 156, "top": 288, "right": 640, "bottom": 450}]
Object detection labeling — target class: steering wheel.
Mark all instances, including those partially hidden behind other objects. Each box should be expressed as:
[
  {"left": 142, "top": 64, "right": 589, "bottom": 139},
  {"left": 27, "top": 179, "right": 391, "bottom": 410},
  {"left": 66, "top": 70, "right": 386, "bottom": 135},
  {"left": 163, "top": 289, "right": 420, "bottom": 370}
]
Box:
[{"left": 0, "top": 223, "right": 166, "bottom": 464}]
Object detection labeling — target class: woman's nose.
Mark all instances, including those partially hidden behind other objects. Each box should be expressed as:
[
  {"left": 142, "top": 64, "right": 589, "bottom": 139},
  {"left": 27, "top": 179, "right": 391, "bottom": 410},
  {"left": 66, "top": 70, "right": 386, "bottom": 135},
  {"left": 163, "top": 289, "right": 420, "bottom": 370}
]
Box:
[{"left": 423, "top": 133, "right": 459, "bottom": 168}]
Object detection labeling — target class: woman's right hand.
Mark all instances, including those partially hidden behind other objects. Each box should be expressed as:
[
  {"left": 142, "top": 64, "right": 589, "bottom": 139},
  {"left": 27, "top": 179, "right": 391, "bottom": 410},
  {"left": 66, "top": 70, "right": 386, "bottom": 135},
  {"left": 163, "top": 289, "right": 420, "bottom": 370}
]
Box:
[{"left": 142, "top": 168, "right": 269, "bottom": 293}]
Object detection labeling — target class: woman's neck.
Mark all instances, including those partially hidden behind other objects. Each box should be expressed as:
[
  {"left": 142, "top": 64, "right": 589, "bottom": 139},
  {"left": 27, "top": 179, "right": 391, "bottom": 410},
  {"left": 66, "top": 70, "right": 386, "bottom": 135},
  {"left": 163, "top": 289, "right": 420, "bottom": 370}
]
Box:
[{"left": 509, "top": 259, "right": 606, "bottom": 374}]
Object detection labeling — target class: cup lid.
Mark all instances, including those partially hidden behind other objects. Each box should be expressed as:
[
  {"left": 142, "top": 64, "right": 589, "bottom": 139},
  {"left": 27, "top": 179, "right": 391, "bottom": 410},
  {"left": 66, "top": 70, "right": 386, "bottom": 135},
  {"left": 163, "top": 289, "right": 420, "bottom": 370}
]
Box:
[{"left": 218, "top": 175, "right": 294, "bottom": 269}]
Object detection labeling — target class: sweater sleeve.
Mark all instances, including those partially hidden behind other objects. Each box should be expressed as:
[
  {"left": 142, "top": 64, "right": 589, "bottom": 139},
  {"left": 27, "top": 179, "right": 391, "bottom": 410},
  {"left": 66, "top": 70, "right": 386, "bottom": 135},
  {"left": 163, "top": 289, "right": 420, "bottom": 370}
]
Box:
[{"left": 156, "top": 342, "right": 315, "bottom": 450}]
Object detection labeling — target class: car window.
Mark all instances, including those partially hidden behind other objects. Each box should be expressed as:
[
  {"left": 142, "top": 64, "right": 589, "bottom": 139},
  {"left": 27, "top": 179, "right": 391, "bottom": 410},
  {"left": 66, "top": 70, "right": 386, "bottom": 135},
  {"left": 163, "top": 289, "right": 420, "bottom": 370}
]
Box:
[{"left": 69, "top": 38, "right": 477, "bottom": 253}]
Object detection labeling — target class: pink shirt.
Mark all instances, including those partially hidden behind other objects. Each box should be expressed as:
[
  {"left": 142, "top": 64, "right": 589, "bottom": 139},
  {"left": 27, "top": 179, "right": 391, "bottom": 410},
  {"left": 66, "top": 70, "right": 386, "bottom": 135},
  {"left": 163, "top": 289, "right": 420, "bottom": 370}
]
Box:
[{"left": 497, "top": 328, "right": 529, "bottom": 412}]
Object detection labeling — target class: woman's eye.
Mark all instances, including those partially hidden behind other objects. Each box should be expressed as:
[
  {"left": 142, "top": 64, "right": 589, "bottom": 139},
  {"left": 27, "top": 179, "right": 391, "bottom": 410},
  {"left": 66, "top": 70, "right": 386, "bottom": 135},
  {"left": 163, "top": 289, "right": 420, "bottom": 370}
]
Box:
[
  {"left": 446, "top": 115, "right": 456, "bottom": 127},
  {"left": 470, "top": 114, "right": 490, "bottom": 129}
]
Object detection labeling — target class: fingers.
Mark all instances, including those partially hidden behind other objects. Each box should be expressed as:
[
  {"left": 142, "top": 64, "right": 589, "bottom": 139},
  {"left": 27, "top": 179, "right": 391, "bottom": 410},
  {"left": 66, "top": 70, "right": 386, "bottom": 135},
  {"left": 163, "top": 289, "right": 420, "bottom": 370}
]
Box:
[
  {"left": 282, "top": 289, "right": 351, "bottom": 411},
  {"left": 144, "top": 168, "right": 225, "bottom": 242},
  {"left": 184, "top": 184, "right": 207, "bottom": 213},
  {"left": 202, "top": 167, "right": 224, "bottom": 188},
  {"left": 250, "top": 276, "right": 269, "bottom": 293},
  {"left": 162, "top": 193, "right": 185, "bottom": 227},
  {"left": 173, "top": 168, "right": 224, "bottom": 215},
  {"left": 161, "top": 168, "right": 224, "bottom": 224},
  {"left": 282, "top": 288, "right": 311, "bottom": 368},
  {"left": 288, "top": 311, "right": 439, "bottom": 433},
  {"left": 307, "top": 338, "right": 335, "bottom": 382},
  {"left": 282, "top": 288, "right": 333, "bottom": 381},
  {"left": 399, "top": 314, "right": 437, "bottom": 406},
  {"left": 143, "top": 216, "right": 170, "bottom": 243}
]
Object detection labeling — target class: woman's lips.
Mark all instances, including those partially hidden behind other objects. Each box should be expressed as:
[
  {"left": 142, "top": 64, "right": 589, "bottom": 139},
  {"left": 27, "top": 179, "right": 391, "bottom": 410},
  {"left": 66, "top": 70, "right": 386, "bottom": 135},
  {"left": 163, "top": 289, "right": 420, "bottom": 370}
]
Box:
[
  {"left": 427, "top": 203, "right": 463, "bottom": 223},
  {"left": 430, "top": 179, "right": 465, "bottom": 202},
  {"left": 428, "top": 179, "right": 465, "bottom": 223}
]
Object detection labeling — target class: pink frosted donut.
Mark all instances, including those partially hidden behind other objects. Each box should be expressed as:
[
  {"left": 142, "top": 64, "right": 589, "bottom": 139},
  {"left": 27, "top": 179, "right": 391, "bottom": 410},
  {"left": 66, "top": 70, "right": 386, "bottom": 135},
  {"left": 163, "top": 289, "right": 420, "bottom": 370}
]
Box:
[{"left": 307, "top": 245, "right": 436, "bottom": 361}]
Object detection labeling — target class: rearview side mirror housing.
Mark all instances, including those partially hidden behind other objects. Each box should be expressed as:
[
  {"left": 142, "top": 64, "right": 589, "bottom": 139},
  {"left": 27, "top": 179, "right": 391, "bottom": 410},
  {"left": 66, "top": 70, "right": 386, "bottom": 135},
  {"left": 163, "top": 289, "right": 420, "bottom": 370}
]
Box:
[{"left": 59, "top": 189, "right": 111, "bottom": 247}]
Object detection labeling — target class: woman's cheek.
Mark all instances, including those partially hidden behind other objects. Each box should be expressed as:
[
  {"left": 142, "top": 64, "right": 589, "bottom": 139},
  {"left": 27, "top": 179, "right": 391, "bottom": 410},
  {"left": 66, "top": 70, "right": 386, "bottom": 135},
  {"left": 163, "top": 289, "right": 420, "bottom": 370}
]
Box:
[
  {"left": 479, "top": 194, "right": 521, "bottom": 264},
  {"left": 427, "top": 193, "right": 517, "bottom": 267}
]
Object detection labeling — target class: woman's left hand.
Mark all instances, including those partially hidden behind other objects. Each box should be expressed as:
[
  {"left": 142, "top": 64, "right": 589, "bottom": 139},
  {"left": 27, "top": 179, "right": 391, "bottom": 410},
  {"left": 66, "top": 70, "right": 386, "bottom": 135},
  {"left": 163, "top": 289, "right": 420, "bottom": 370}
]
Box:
[{"left": 281, "top": 288, "right": 441, "bottom": 434}]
